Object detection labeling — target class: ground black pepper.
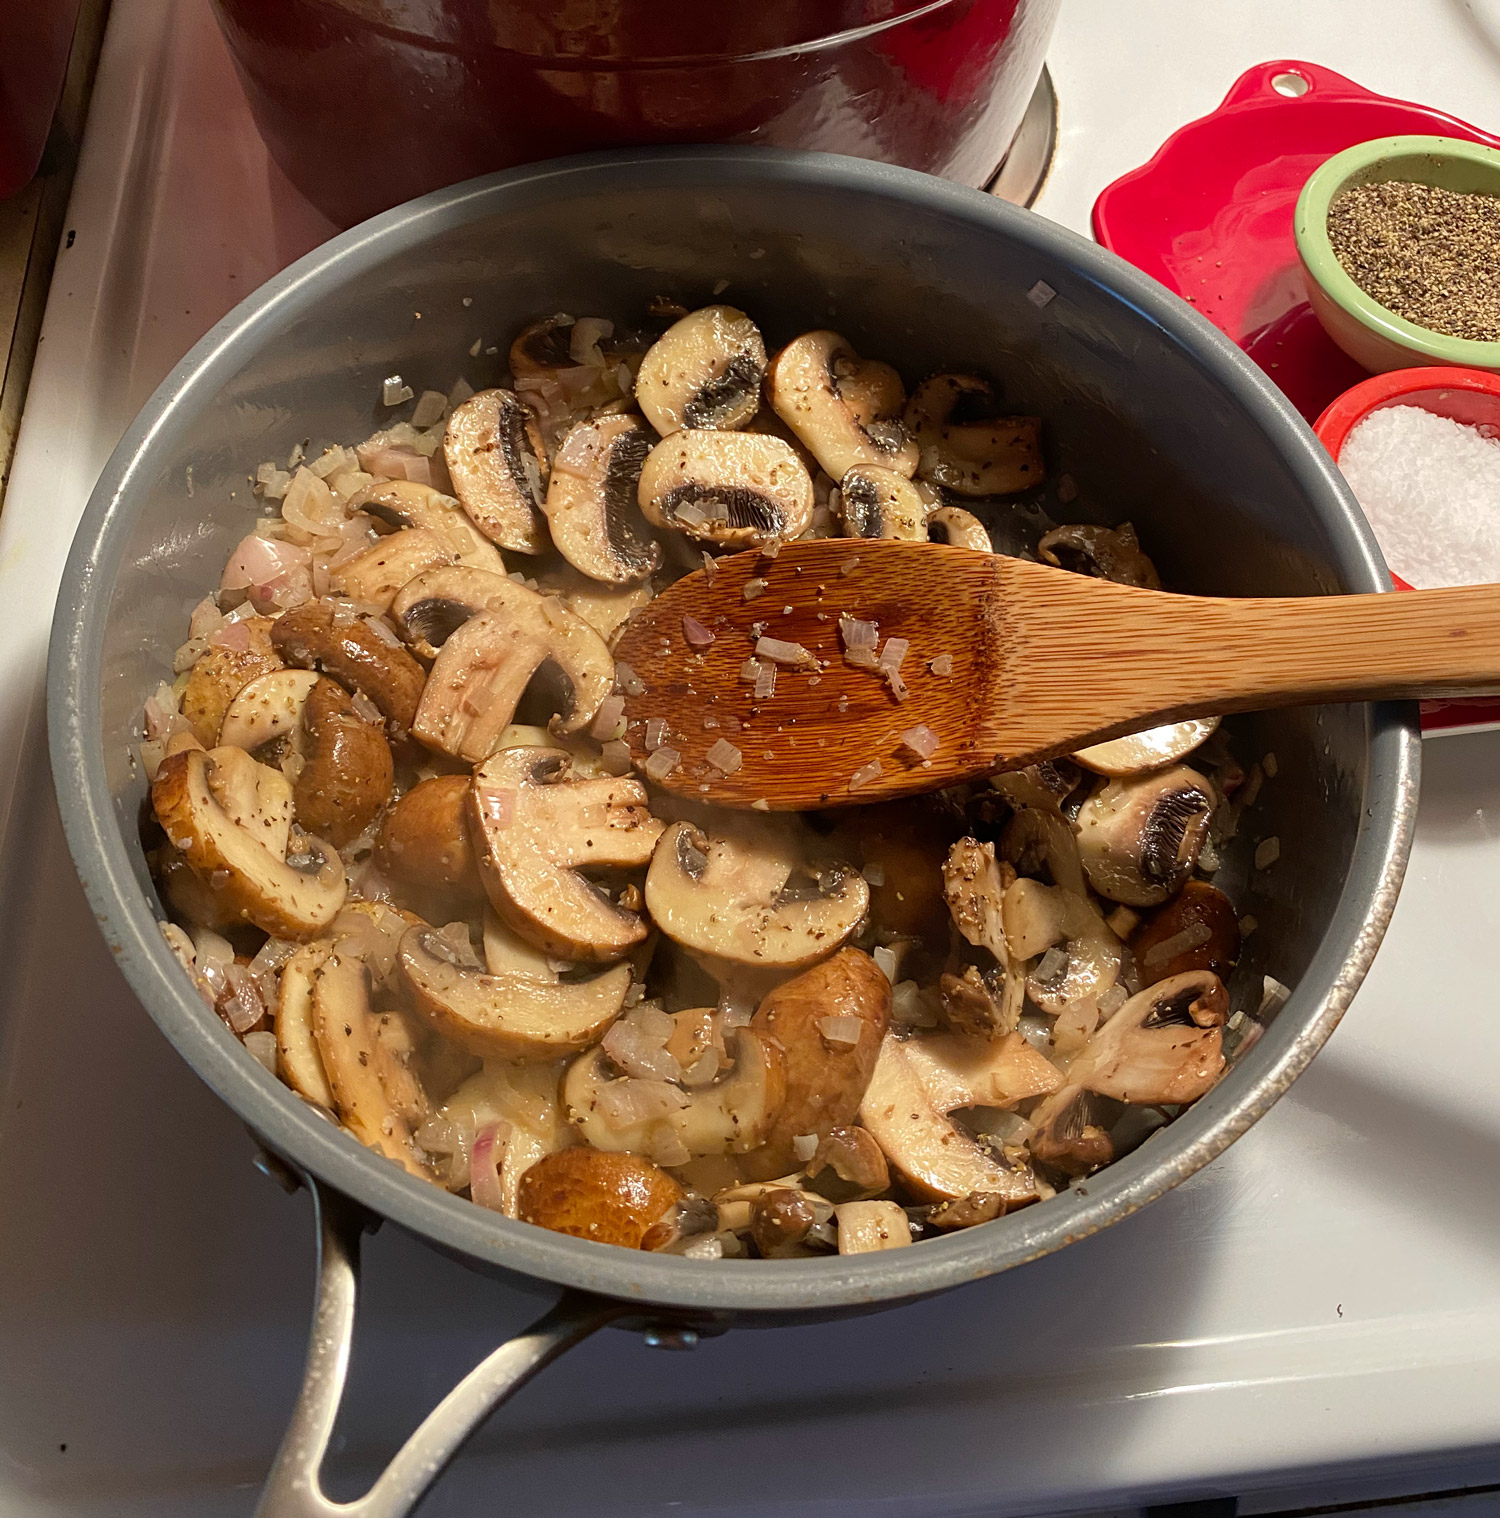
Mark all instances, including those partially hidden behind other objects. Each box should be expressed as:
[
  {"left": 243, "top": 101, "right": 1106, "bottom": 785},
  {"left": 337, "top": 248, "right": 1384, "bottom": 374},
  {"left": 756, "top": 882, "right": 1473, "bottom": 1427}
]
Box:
[{"left": 1326, "top": 178, "right": 1500, "bottom": 342}]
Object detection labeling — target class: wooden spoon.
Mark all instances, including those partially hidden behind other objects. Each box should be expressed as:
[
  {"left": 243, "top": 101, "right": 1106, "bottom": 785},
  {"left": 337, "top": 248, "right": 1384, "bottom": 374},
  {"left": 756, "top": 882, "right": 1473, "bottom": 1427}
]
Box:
[{"left": 612, "top": 538, "right": 1500, "bottom": 810}]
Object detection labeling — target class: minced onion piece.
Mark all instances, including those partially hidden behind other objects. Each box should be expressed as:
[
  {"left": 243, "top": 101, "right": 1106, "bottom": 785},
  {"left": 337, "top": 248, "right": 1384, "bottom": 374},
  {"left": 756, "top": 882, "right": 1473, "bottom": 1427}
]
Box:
[
  {"left": 643, "top": 746, "right": 681, "bottom": 781},
  {"left": 848, "top": 759, "right": 883, "bottom": 790},
  {"left": 839, "top": 557, "right": 860, "bottom": 575},
  {"left": 839, "top": 615, "right": 878, "bottom": 650},
  {"left": 602, "top": 1016, "right": 682, "bottom": 1083},
  {"left": 872, "top": 945, "right": 898, "bottom": 982},
  {"left": 1034, "top": 945, "right": 1069, "bottom": 982},
  {"left": 1143, "top": 921, "right": 1213, "bottom": 965},
  {"left": 600, "top": 739, "right": 632, "bottom": 775},
  {"left": 705, "top": 738, "right": 743, "bottom": 773},
  {"left": 701, "top": 552, "right": 718, "bottom": 584},
  {"left": 755, "top": 636, "right": 812, "bottom": 666},
  {"left": 590, "top": 694, "right": 627, "bottom": 741},
  {"left": 878, "top": 637, "right": 910, "bottom": 673},
  {"left": 644, "top": 718, "right": 668, "bottom": 752},
  {"left": 929, "top": 654, "right": 954, "bottom": 676},
  {"left": 243, "top": 1030, "right": 278, "bottom": 1074},
  {"left": 1239, "top": 914, "right": 1259, "bottom": 937},
  {"left": 381, "top": 375, "right": 414, "bottom": 406},
  {"left": 569, "top": 316, "right": 614, "bottom": 366},
  {"left": 1258, "top": 975, "right": 1292, "bottom": 1018},
  {"left": 674, "top": 500, "right": 710, "bottom": 528},
  {"left": 469, "top": 1121, "right": 511, "bottom": 1211},
  {"left": 598, "top": 1078, "right": 688, "bottom": 1128},
  {"left": 742, "top": 578, "right": 768, "bottom": 601},
  {"left": 861, "top": 861, "right": 886, "bottom": 886},
  {"left": 792, "top": 1134, "right": 820, "bottom": 1163},
  {"left": 411, "top": 389, "right": 448, "bottom": 428},
  {"left": 753, "top": 662, "right": 776, "bottom": 700},
  {"left": 614, "top": 661, "right": 646, "bottom": 697},
  {"left": 682, "top": 615, "right": 715, "bottom": 648},
  {"left": 899, "top": 724, "right": 940, "bottom": 760},
  {"left": 816, "top": 1015, "right": 864, "bottom": 1047},
  {"left": 1254, "top": 836, "right": 1281, "bottom": 870}
]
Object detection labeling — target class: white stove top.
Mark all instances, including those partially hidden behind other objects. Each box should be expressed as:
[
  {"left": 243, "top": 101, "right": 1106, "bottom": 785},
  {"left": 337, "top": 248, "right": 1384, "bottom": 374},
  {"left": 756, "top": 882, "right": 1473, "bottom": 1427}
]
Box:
[{"left": 4, "top": 2, "right": 1500, "bottom": 1514}]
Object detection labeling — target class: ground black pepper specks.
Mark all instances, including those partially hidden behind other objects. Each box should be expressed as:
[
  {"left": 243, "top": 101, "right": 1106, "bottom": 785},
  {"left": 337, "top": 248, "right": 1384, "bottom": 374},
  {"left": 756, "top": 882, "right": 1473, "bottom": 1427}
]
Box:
[{"left": 1327, "top": 178, "right": 1500, "bottom": 341}]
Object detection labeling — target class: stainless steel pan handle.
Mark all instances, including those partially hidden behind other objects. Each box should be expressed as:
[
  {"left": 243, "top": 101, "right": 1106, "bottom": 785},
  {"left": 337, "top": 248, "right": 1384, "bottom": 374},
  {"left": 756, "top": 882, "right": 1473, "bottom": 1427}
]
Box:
[{"left": 256, "top": 1175, "right": 625, "bottom": 1518}]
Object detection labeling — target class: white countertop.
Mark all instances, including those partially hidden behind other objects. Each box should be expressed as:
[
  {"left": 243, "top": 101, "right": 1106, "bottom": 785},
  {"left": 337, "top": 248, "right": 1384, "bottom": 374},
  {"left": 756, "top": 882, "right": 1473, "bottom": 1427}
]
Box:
[{"left": 2, "top": 2, "right": 1499, "bottom": 1514}]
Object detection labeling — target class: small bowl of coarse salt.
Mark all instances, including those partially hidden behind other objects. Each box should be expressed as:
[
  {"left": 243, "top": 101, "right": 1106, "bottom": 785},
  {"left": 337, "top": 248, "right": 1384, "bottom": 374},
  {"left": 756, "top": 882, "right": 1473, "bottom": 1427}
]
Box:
[
  {"left": 1316, "top": 363, "right": 1500, "bottom": 733},
  {"left": 1295, "top": 134, "right": 1500, "bottom": 375}
]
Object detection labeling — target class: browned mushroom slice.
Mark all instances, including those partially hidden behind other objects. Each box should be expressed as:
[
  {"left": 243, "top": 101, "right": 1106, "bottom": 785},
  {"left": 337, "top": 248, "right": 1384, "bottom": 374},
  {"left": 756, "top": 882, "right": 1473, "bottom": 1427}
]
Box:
[
  {"left": 346, "top": 479, "right": 505, "bottom": 572},
  {"left": 925, "top": 505, "right": 992, "bottom": 551},
  {"left": 1027, "top": 1089, "right": 1116, "bottom": 1176},
  {"left": 443, "top": 388, "right": 550, "bottom": 555},
  {"left": 1132, "top": 880, "right": 1241, "bottom": 985},
  {"left": 152, "top": 747, "right": 346, "bottom": 940},
  {"left": 1073, "top": 717, "right": 1220, "bottom": 775},
  {"left": 836, "top": 465, "right": 927, "bottom": 541},
  {"left": 373, "top": 774, "right": 486, "bottom": 915},
  {"left": 858, "top": 1033, "right": 1039, "bottom": 1208},
  {"left": 903, "top": 373, "right": 1043, "bottom": 497},
  {"left": 635, "top": 305, "right": 767, "bottom": 435},
  {"left": 398, "top": 923, "right": 630, "bottom": 1060},
  {"left": 270, "top": 598, "right": 426, "bottom": 736},
  {"left": 1038, "top": 521, "right": 1161, "bottom": 589},
  {"left": 275, "top": 941, "right": 336, "bottom": 1107},
  {"left": 899, "top": 1029, "right": 1063, "bottom": 1111},
  {"left": 1000, "top": 877, "right": 1122, "bottom": 1014},
  {"left": 637, "top": 429, "right": 813, "bottom": 547},
  {"left": 328, "top": 527, "right": 455, "bottom": 612},
  {"left": 394, "top": 568, "right": 613, "bottom": 759},
  {"left": 469, "top": 746, "right": 663, "bottom": 961},
  {"left": 564, "top": 1028, "right": 783, "bottom": 1159},
  {"left": 767, "top": 331, "right": 919, "bottom": 481},
  {"left": 645, "top": 819, "right": 869, "bottom": 971},
  {"left": 1077, "top": 969, "right": 1228, "bottom": 1104},
  {"left": 291, "top": 677, "right": 394, "bottom": 847},
  {"left": 544, "top": 414, "right": 660, "bottom": 584},
  {"left": 1077, "top": 766, "right": 1216, "bottom": 906},
  {"left": 804, "top": 1125, "right": 890, "bottom": 1201},
  {"left": 181, "top": 616, "right": 283, "bottom": 746},
  {"left": 310, "top": 948, "right": 430, "bottom": 1179},
  {"left": 739, "top": 947, "right": 890, "bottom": 1180}
]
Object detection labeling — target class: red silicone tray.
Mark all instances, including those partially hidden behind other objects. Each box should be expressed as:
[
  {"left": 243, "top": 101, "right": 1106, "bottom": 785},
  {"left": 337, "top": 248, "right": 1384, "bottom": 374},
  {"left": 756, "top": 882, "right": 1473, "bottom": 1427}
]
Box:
[{"left": 1094, "top": 59, "right": 1500, "bottom": 737}]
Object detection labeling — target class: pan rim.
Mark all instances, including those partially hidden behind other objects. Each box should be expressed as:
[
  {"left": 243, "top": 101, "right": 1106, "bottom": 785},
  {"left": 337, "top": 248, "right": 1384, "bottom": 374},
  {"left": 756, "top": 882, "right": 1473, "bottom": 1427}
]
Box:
[{"left": 46, "top": 145, "right": 1420, "bottom": 1315}]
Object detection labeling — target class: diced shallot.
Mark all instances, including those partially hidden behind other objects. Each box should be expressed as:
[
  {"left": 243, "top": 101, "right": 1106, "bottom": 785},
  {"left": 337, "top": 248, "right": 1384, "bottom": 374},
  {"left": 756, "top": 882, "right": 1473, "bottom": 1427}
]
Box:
[
  {"left": 899, "top": 724, "right": 940, "bottom": 760},
  {"left": 644, "top": 718, "right": 668, "bottom": 752},
  {"left": 928, "top": 654, "right": 954, "bottom": 676},
  {"left": 598, "top": 1078, "right": 688, "bottom": 1128},
  {"left": 816, "top": 1015, "right": 865, "bottom": 1047},
  {"left": 839, "top": 615, "right": 879, "bottom": 650},
  {"left": 1143, "top": 921, "right": 1213, "bottom": 965},
  {"left": 600, "top": 739, "right": 633, "bottom": 775},
  {"left": 754, "top": 663, "right": 776, "bottom": 700},
  {"left": 590, "top": 694, "right": 627, "bottom": 741},
  {"left": 792, "top": 1134, "right": 820, "bottom": 1163},
  {"left": 602, "top": 1017, "right": 683, "bottom": 1083},
  {"left": 614, "top": 662, "right": 646, "bottom": 698},
  {"left": 643, "top": 746, "right": 681, "bottom": 781},
  {"left": 705, "top": 738, "right": 743, "bottom": 773},
  {"left": 682, "top": 615, "right": 716, "bottom": 648},
  {"left": 755, "top": 636, "right": 812, "bottom": 666},
  {"left": 469, "top": 1121, "right": 511, "bottom": 1211},
  {"left": 848, "top": 759, "right": 883, "bottom": 790}
]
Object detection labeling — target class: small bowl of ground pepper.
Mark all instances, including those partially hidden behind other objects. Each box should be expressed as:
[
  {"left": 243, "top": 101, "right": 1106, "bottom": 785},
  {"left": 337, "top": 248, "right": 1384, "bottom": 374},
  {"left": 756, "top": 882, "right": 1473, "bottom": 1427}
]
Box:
[{"left": 1295, "top": 134, "right": 1500, "bottom": 374}]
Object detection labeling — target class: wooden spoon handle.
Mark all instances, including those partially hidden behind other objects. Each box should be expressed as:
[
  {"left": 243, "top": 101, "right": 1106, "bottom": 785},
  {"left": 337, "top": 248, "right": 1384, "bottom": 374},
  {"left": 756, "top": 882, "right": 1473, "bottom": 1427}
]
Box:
[{"left": 984, "top": 571, "right": 1500, "bottom": 761}]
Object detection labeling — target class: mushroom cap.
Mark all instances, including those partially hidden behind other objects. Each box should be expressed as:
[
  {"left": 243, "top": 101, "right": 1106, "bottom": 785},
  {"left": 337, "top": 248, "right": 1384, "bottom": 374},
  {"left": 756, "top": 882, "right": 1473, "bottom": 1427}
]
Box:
[
  {"left": 634, "top": 305, "right": 767, "bottom": 436},
  {"left": 1077, "top": 766, "right": 1217, "bottom": 906},
  {"left": 292, "top": 676, "right": 395, "bottom": 848},
  {"left": 637, "top": 428, "right": 814, "bottom": 547},
  {"left": 837, "top": 465, "right": 927, "bottom": 541},
  {"left": 394, "top": 567, "right": 614, "bottom": 759},
  {"left": 858, "top": 1032, "right": 1039, "bottom": 1206},
  {"left": 563, "top": 1026, "right": 784, "bottom": 1159},
  {"left": 1073, "top": 716, "right": 1219, "bottom": 776},
  {"left": 180, "top": 615, "right": 282, "bottom": 746},
  {"left": 767, "top": 330, "right": 919, "bottom": 482},
  {"left": 903, "top": 373, "right": 1043, "bottom": 497},
  {"left": 329, "top": 527, "right": 454, "bottom": 612},
  {"left": 373, "top": 774, "right": 485, "bottom": 914},
  {"left": 151, "top": 746, "right": 346, "bottom": 940},
  {"left": 398, "top": 923, "right": 631, "bottom": 1060},
  {"left": 517, "top": 1148, "right": 684, "bottom": 1249},
  {"left": 469, "top": 746, "right": 663, "bottom": 962},
  {"left": 926, "top": 505, "right": 993, "bottom": 552},
  {"left": 443, "top": 388, "right": 551, "bottom": 555},
  {"left": 1133, "top": 880, "right": 1241, "bottom": 986},
  {"left": 1038, "top": 521, "right": 1161, "bottom": 589},
  {"left": 544, "top": 413, "right": 661, "bottom": 584},
  {"left": 1074, "top": 970, "right": 1228, "bottom": 1105},
  {"left": 347, "top": 479, "right": 506, "bottom": 572},
  {"left": 644, "top": 818, "right": 870, "bottom": 970},
  {"left": 738, "top": 946, "right": 890, "bottom": 1181}
]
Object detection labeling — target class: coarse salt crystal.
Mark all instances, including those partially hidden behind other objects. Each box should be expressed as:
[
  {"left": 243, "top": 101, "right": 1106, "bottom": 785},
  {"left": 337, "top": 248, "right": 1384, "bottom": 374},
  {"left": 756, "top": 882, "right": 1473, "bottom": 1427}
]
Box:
[
  {"left": 1338, "top": 404, "right": 1500, "bottom": 587},
  {"left": 899, "top": 724, "right": 940, "bottom": 760},
  {"left": 742, "top": 577, "right": 768, "bottom": 601},
  {"left": 849, "top": 759, "right": 883, "bottom": 790}
]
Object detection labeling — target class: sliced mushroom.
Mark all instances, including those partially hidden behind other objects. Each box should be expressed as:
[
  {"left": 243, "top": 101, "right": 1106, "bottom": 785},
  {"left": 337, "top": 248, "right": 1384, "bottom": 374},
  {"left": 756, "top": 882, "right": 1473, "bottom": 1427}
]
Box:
[
  {"left": 804, "top": 1125, "right": 890, "bottom": 1201},
  {"left": 347, "top": 479, "right": 506, "bottom": 572},
  {"left": 393, "top": 567, "right": 613, "bottom": 757},
  {"left": 564, "top": 1027, "right": 784, "bottom": 1158},
  {"left": 767, "top": 331, "right": 919, "bottom": 481},
  {"left": 1076, "top": 970, "right": 1228, "bottom": 1103},
  {"left": 470, "top": 746, "right": 663, "bottom": 961},
  {"left": 998, "top": 806, "right": 1089, "bottom": 898},
  {"left": 218, "top": 669, "right": 320, "bottom": 750},
  {"left": 1077, "top": 766, "right": 1216, "bottom": 906},
  {"left": 835, "top": 1200, "right": 912, "bottom": 1253},
  {"left": 328, "top": 527, "right": 454, "bottom": 612},
  {"left": 903, "top": 374, "right": 1042, "bottom": 497},
  {"left": 398, "top": 923, "right": 630, "bottom": 1060},
  {"left": 310, "top": 948, "right": 430, "bottom": 1179},
  {"left": 275, "top": 941, "right": 335, "bottom": 1107},
  {"left": 1001, "top": 878, "right": 1122, "bottom": 1014},
  {"left": 1038, "top": 521, "right": 1161, "bottom": 589},
  {"left": 901, "top": 1029, "right": 1063, "bottom": 1111},
  {"left": 181, "top": 616, "right": 282, "bottom": 745},
  {"left": 548, "top": 566, "right": 653, "bottom": 644},
  {"left": 941, "top": 838, "right": 1027, "bottom": 1031},
  {"left": 836, "top": 465, "right": 927, "bottom": 540},
  {"left": 544, "top": 414, "right": 660, "bottom": 584},
  {"left": 373, "top": 775, "right": 485, "bottom": 915},
  {"left": 1027, "top": 1089, "right": 1116, "bottom": 1177},
  {"left": 937, "top": 964, "right": 1015, "bottom": 1039},
  {"left": 1132, "top": 881, "right": 1241, "bottom": 986},
  {"left": 1074, "top": 717, "right": 1219, "bottom": 775},
  {"left": 989, "top": 760, "right": 1081, "bottom": 815},
  {"left": 270, "top": 598, "right": 426, "bottom": 736},
  {"left": 925, "top": 505, "right": 992, "bottom": 552},
  {"left": 858, "top": 1033, "right": 1039, "bottom": 1208},
  {"left": 443, "top": 387, "right": 550, "bottom": 554},
  {"left": 739, "top": 947, "right": 890, "bottom": 1180},
  {"left": 518, "top": 1147, "right": 684, "bottom": 1248},
  {"left": 292, "top": 677, "right": 394, "bottom": 847},
  {"left": 433, "top": 1058, "right": 572, "bottom": 1214},
  {"left": 152, "top": 747, "right": 346, "bottom": 939},
  {"left": 645, "top": 819, "right": 869, "bottom": 971},
  {"left": 634, "top": 305, "right": 767, "bottom": 435},
  {"left": 637, "top": 429, "right": 813, "bottom": 547},
  {"left": 509, "top": 314, "right": 576, "bottom": 381}
]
